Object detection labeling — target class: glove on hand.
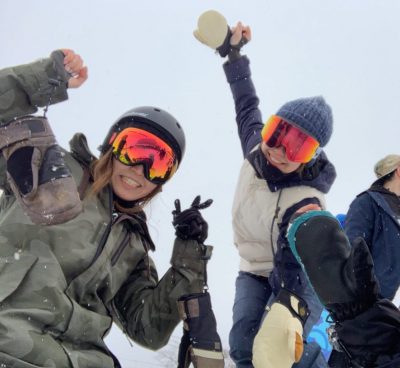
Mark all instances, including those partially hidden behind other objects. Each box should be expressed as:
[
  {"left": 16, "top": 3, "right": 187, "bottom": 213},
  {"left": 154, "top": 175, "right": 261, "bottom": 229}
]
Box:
[
  {"left": 177, "top": 292, "right": 224, "bottom": 368},
  {"left": 287, "top": 211, "right": 379, "bottom": 321},
  {"left": 172, "top": 195, "right": 212, "bottom": 244},
  {"left": 253, "top": 288, "right": 310, "bottom": 368},
  {"left": 193, "top": 10, "right": 247, "bottom": 57}
]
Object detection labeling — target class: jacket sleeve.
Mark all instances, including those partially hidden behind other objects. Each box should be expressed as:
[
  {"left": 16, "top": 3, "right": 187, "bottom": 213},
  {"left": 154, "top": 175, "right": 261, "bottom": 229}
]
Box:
[
  {"left": 270, "top": 197, "right": 323, "bottom": 294},
  {"left": 112, "top": 238, "right": 210, "bottom": 350},
  {"left": 335, "top": 299, "right": 400, "bottom": 367},
  {"left": 278, "top": 197, "right": 324, "bottom": 248},
  {"left": 0, "top": 52, "right": 69, "bottom": 125},
  {"left": 223, "top": 56, "right": 264, "bottom": 157},
  {"left": 345, "top": 193, "right": 375, "bottom": 248}
]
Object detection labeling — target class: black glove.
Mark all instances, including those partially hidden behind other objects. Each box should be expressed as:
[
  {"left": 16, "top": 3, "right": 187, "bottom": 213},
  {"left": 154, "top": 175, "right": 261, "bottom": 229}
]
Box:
[
  {"left": 177, "top": 292, "right": 224, "bottom": 368},
  {"left": 287, "top": 211, "right": 400, "bottom": 366},
  {"left": 287, "top": 210, "right": 379, "bottom": 321},
  {"left": 172, "top": 196, "right": 213, "bottom": 244},
  {"left": 332, "top": 299, "right": 400, "bottom": 367},
  {"left": 215, "top": 27, "right": 248, "bottom": 59}
]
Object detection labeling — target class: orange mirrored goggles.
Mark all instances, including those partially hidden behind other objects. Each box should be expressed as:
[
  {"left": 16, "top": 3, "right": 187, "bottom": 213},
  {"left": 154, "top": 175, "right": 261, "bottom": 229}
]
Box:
[
  {"left": 261, "top": 115, "right": 320, "bottom": 163},
  {"left": 110, "top": 127, "right": 178, "bottom": 184}
]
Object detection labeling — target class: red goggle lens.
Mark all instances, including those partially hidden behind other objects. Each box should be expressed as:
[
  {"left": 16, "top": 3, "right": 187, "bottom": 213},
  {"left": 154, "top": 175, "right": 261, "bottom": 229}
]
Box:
[
  {"left": 111, "top": 127, "right": 177, "bottom": 184},
  {"left": 261, "top": 115, "right": 320, "bottom": 163}
]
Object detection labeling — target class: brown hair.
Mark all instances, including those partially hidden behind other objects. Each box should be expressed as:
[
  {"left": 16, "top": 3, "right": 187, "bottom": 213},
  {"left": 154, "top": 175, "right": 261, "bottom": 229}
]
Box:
[{"left": 89, "top": 149, "right": 162, "bottom": 214}]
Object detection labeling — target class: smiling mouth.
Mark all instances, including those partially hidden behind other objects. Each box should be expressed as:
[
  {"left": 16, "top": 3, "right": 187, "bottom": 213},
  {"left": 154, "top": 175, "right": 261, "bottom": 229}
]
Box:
[{"left": 121, "top": 175, "right": 142, "bottom": 188}]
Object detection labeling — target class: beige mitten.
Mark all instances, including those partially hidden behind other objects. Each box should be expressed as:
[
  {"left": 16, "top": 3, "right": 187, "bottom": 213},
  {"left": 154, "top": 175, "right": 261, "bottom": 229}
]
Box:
[{"left": 194, "top": 10, "right": 230, "bottom": 50}]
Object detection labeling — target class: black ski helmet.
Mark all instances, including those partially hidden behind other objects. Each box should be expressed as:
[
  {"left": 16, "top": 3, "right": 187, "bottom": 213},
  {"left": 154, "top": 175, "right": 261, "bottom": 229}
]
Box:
[{"left": 100, "top": 106, "right": 186, "bottom": 165}]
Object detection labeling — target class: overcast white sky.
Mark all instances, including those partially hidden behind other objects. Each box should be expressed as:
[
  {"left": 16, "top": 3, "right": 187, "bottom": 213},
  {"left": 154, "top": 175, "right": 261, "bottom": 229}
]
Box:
[{"left": 2, "top": 1, "right": 400, "bottom": 366}]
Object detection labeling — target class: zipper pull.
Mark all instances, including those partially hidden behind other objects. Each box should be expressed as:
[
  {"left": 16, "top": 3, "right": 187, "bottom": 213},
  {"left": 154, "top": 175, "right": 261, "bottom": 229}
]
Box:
[{"left": 111, "top": 211, "right": 119, "bottom": 224}]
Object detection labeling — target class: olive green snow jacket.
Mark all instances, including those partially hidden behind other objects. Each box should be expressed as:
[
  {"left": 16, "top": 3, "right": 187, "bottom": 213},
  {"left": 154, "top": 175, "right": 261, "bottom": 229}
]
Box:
[{"left": 0, "top": 53, "right": 208, "bottom": 368}]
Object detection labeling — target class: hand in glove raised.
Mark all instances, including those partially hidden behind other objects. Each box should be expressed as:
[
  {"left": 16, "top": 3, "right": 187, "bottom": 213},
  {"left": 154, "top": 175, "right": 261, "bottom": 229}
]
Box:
[
  {"left": 172, "top": 196, "right": 213, "bottom": 244},
  {"left": 287, "top": 210, "right": 379, "bottom": 320},
  {"left": 286, "top": 211, "right": 400, "bottom": 366},
  {"left": 193, "top": 10, "right": 251, "bottom": 57},
  {"left": 252, "top": 289, "right": 310, "bottom": 368}
]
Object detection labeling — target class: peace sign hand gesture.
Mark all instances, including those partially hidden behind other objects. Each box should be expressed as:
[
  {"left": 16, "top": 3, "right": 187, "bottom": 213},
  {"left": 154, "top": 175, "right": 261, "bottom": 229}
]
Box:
[{"left": 172, "top": 195, "right": 213, "bottom": 244}]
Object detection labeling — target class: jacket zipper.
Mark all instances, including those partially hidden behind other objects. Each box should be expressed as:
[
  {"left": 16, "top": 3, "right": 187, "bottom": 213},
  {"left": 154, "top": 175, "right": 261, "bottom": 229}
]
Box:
[
  {"left": 88, "top": 186, "right": 117, "bottom": 268},
  {"left": 110, "top": 232, "right": 130, "bottom": 266},
  {"left": 111, "top": 299, "right": 134, "bottom": 348}
]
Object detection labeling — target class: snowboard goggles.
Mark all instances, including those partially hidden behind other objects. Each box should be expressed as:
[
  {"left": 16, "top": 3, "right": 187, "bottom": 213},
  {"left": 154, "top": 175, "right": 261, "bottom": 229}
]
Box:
[
  {"left": 110, "top": 127, "right": 178, "bottom": 184},
  {"left": 261, "top": 115, "right": 320, "bottom": 163}
]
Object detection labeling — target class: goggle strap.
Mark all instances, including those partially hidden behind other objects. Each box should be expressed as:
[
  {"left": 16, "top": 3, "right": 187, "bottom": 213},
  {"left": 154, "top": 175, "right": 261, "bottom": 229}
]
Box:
[
  {"left": 305, "top": 147, "right": 322, "bottom": 166},
  {"left": 115, "top": 136, "right": 126, "bottom": 156}
]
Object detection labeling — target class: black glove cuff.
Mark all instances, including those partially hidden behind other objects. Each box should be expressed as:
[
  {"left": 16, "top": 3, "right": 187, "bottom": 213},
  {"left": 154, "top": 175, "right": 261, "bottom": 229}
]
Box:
[
  {"left": 178, "top": 292, "right": 211, "bottom": 320},
  {"left": 228, "top": 48, "right": 242, "bottom": 62},
  {"left": 275, "top": 288, "right": 310, "bottom": 326},
  {"left": 177, "top": 291, "right": 223, "bottom": 350},
  {"left": 217, "top": 27, "right": 248, "bottom": 61},
  {"left": 216, "top": 27, "right": 233, "bottom": 57},
  {"left": 50, "top": 50, "right": 73, "bottom": 87},
  {"left": 332, "top": 299, "right": 400, "bottom": 366},
  {"left": 326, "top": 296, "right": 378, "bottom": 322}
]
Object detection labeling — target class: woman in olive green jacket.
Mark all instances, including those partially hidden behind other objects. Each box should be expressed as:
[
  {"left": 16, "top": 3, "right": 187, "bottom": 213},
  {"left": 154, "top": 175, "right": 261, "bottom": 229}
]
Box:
[{"left": 0, "top": 49, "right": 211, "bottom": 368}]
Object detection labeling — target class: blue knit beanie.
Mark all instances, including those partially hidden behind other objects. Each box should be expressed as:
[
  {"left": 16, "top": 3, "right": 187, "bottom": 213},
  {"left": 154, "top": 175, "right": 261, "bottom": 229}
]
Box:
[{"left": 275, "top": 96, "right": 333, "bottom": 147}]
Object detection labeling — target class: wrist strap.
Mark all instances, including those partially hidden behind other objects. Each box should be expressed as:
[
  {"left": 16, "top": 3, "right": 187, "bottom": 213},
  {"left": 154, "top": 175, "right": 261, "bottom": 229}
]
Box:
[{"left": 275, "top": 288, "right": 310, "bottom": 325}]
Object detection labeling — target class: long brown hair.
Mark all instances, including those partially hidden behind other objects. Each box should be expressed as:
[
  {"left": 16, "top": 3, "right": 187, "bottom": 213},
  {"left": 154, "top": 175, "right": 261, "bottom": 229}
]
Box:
[{"left": 90, "top": 149, "right": 162, "bottom": 214}]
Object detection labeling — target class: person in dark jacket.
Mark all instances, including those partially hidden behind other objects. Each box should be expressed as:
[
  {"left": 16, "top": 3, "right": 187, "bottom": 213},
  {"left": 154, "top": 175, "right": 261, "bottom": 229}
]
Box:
[
  {"left": 194, "top": 11, "right": 336, "bottom": 368},
  {"left": 345, "top": 154, "right": 400, "bottom": 302},
  {"left": 324, "top": 154, "right": 400, "bottom": 367},
  {"left": 0, "top": 49, "right": 218, "bottom": 368}
]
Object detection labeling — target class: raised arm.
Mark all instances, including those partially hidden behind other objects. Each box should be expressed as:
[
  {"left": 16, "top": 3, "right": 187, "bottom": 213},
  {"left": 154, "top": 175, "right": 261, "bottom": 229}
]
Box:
[
  {"left": 0, "top": 49, "right": 87, "bottom": 225},
  {"left": 194, "top": 11, "right": 264, "bottom": 157},
  {"left": 0, "top": 49, "right": 87, "bottom": 125},
  {"left": 112, "top": 237, "right": 208, "bottom": 349},
  {"left": 112, "top": 197, "right": 220, "bottom": 356}
]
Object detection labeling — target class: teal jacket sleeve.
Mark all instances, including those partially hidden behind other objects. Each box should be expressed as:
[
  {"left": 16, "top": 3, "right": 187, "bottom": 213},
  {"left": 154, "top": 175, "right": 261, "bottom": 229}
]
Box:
[{"left": 0, "top": 51, "right": 69, "bottom": 125}]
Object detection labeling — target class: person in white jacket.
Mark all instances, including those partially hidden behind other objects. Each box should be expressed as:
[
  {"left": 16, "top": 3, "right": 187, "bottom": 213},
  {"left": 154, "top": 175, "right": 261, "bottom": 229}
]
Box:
[{"left": 194, "top": 10, "right": 336, "bottom": 368}]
